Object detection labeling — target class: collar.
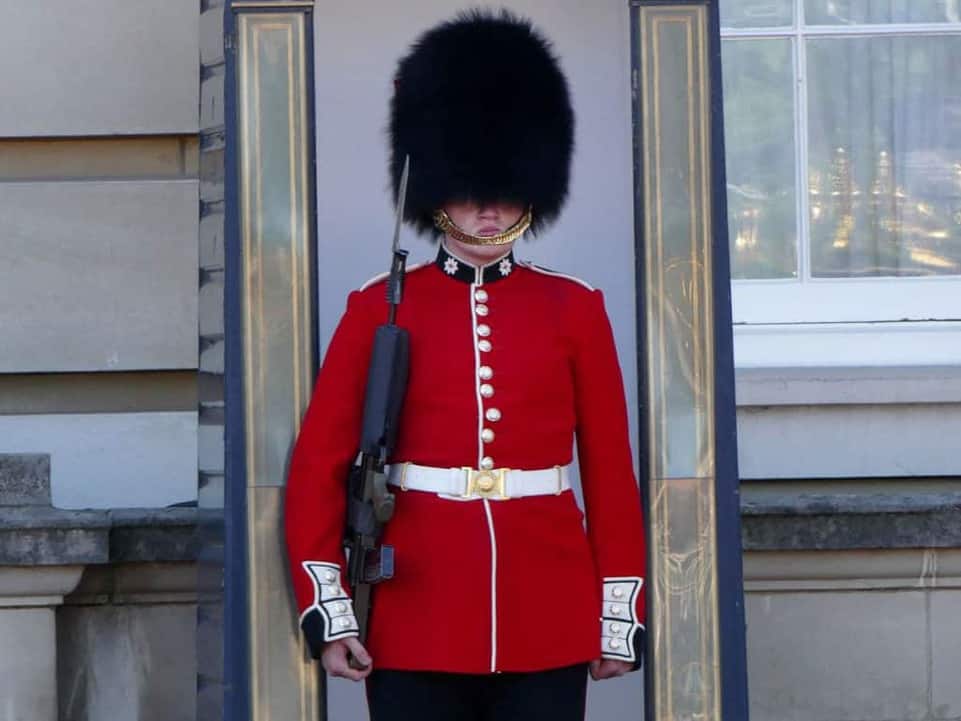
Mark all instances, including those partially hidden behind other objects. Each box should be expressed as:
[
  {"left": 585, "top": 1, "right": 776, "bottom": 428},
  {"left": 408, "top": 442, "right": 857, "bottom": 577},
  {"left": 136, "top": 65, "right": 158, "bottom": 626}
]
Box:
[{"left": 435, "top": 243, "right": 516, "bottom": 285}]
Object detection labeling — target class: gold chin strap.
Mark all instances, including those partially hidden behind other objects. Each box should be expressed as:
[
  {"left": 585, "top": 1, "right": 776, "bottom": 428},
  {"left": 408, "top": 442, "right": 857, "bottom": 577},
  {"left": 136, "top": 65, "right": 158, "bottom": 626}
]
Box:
[{"left": 433, "top": 207, "right": 532, "bottom": 246}]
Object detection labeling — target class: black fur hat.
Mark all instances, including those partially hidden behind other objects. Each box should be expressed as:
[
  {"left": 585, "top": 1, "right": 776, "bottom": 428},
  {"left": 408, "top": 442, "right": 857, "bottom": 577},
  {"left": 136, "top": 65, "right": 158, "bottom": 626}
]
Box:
[{"left": 389, "top": 9, "right": 575, "bottom": 236}]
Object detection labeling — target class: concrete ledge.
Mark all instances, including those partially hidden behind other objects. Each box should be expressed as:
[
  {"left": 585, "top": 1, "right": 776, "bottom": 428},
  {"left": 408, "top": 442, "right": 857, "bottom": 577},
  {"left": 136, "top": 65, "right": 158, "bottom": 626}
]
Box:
[
  {"left": 0, "top": 508, "right": 199, "bottom": 566},
  {"left": 0, "top": 508, "right": 109, "bottom": 566},
  {"left": 742, "top": 493, "right": 961, "bottom": 551},
  {"left": 4, "top": 494, "right": 960, "bottom": 567},
  {"left": 108, "top": 508, "right": 199, "bottom": 563}
]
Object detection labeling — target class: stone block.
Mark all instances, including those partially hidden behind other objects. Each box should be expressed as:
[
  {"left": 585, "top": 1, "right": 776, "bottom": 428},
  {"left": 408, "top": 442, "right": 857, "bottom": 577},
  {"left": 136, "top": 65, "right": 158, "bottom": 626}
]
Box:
[
  {"left": 200, "top": 211, "right": 225, "bottom": 269},
  {"left": 200, "top": 7, "right": 225, "bottom": 67},
  {"left": 198, "top": 423, "right": 225, "bottom": 475},
  {"left": 200, "top": 337, "right": 225, "bottom": 375},
  {"left": 0, "top": 454, "right": 50, "bottom": 506},
  {"left": 57, "top": 604, "right": 196, "bottom": 721},
  {"left": 0, "top": 607, "right": 57, "bottom": 721},
  {"left": 0, "top": 512, "right": 108, "bottom": 566},
  {"left": 200, "top": 147, "right": 225, "bottom": 202},
  {"left": 0, "top": 180, "right": 199, "bottom": 373},
  {"left": 738, "top": 403, "right": 961, "bottom": 479},
  {"left": 200, "top": 272, "right": 226, "bottom": 336},
  {"left": 0, "top": 137, "right": 188, "bottom": 180},
  {"left": 199, "top": 472, "right": 225, "bottom": 510},
  {"left": 746, "top": 590, "right": 928, "bottom": 721},
  {"left": 201, "top": 71, "right": 226, "bottom": 132},
  {"left": 931, "top": 590, "right": 961, "bottom": 718},
  {"left": 108, "top": 509, "right": 199, "bottom": 564},
  {"left": 0, "top": 0, "right": 197, "bottom": 136}
]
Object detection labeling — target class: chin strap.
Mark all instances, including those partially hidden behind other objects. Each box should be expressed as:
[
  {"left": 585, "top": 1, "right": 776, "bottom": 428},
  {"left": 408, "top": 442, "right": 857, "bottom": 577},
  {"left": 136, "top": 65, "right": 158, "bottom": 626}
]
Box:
[{"left": 433, "top": 207, "right": 532, "bottom": 246}]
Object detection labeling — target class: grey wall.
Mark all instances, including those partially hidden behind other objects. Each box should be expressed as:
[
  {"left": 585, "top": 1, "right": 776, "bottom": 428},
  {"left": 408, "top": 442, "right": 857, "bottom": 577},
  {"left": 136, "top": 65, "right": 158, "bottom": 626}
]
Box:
[
  {"left": 313, "top": 2, "right": 641, "bottom": 719},
  {"left": 0, "top": 3, "right": 200, "bottom": 510},
  {"left": 0, "top": 181, "right": 198, "bottom": 374},
  {"left": 0, "top": 0, "right": 198, "bottom": 136}
]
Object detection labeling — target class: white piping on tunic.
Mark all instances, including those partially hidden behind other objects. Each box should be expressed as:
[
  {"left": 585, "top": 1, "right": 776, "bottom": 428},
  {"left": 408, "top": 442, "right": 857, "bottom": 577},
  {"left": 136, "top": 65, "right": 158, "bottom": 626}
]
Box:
[
  {"left": 483, "top": 497, "right": 498, "bottom": 672},
  {"left": 358, "top": 261, "right": 428, "bottom": 291},
  {"left": 470, "top": 277, "right": 498, "bottom": 672},
  {"left": 519, "top": 260, "right": 596, "bottom": 291}
]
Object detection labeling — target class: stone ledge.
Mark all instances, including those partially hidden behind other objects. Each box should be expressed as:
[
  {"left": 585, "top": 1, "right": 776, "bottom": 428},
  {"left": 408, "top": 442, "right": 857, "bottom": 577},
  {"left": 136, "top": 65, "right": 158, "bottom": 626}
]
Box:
[
  {"left": 742, "top": 493, "right": 961, "bottom": 551},
  {"left": 0, "top": 508, "right": 199, "bottom": 566},
  {"left": 3, "top": 495, "right": 960, "bottom": 565}
]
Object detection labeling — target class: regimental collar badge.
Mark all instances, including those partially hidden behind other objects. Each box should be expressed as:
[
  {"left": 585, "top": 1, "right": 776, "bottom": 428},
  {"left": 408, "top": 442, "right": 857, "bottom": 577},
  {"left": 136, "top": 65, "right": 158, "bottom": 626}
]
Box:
[{"left": 435, "top": 243, "right": 516, "bottom": 285}]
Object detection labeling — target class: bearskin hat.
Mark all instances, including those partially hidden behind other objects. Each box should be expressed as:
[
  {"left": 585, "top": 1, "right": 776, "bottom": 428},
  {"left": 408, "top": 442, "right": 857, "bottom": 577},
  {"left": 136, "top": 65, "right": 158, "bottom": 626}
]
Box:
[{"left": 389, "top": 9, "right": 575, "bottom": 236}]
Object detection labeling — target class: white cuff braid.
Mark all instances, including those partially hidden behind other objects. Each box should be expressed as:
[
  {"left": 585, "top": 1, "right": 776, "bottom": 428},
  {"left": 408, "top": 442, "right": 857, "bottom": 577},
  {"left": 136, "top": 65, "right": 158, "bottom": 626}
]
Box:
[
  {"left": 600, "top": 577, "right": 645, "bottom": 665},
  {"left": 300, "top": 562, "right": 359, "bottom": 655}
]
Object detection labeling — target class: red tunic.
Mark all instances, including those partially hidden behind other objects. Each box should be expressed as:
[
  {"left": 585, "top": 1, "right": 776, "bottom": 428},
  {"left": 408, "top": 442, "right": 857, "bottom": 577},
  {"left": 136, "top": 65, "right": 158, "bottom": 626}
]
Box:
[{"left": 285, "top": 245, "right": 646, "bottom": 674}]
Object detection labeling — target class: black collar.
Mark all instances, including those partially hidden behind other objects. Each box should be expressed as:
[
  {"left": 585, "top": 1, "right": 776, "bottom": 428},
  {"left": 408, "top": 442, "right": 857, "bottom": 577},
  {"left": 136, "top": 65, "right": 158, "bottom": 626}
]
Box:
[{"left": 435, "top": 244, "right": 516, "bottom": 285}]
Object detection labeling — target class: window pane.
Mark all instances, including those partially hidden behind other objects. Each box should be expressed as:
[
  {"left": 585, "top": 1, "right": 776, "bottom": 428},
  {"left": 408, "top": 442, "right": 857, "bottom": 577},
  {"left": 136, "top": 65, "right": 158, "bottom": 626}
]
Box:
[
  {"left": 806, "top": 0, "right": 959, "bottom": 25},
  {"left": 722, "top": 39, "right": 797, "bottom": 279},
  {"left": 807, "top": 36, "right": 961, "bottom": 277},
  {"left": 720, "top": 0, "right": 794, "bottom": 28}
]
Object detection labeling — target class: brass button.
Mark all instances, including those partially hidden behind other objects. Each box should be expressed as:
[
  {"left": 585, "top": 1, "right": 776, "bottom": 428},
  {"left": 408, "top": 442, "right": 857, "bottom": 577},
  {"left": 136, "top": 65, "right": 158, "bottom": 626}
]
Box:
[
  {"left": 324, "top": 570, "right": 336, "bottom": 583},
  {"left": 479, "top": 366, "right": 493, "bottom": 380},
  {"left": 612, "top": 586, "right": 624, "bottom": 599},
  {"left": 480, "top": 456, "right": 494, "bottom": 470},
  {"left": 608, "top": 639, "right": 622, "bottom": 650},
  {"left": 479, "top": 340, "right": 492, "bottom": 353},
  {"left": 480, "top": 384, "right": 494, "bottom": 398},
  {"left": 481, "top": 428, "right": 495, "bottom": 443},
  {"left": 475, "top": 304, "right": 489, "bottom": 317},
  {"left": 610, "top": 604, "right": 622, "bottom": 616},
  {"left": 610, "top": 622, "right": 622, "bottom": 634},
  {"left": 474, "top": 289, "right": 489, "bottom": 303},
  {"left": 486, "top": 408, "right": 501, "bottom": 422},
  {"left": 475, "top": 472, "right": 495, "bottom": 492},
  {"left": 477, "top": 324, "right": 491, "bottom": 337}
]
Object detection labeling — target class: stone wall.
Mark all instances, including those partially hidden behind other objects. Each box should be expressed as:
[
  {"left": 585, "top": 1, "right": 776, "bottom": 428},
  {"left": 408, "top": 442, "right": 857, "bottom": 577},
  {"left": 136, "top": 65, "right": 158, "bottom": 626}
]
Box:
[{"left": 0, "top": 1, "right": 200, "bottom": 511}]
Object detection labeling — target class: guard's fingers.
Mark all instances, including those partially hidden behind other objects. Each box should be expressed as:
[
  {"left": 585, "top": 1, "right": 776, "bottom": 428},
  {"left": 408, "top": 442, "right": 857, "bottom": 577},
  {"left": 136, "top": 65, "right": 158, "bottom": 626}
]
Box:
[
  {"left": 324, "top": 646, "right": 370, "bottom": 682},
  {"left": 589, "top": 659, "right": 602, "bottom": 681},
  {"left": 343, "top": 637, "right": 372, "bottom": 668},
  {"left": 322, "top": 643, "right": 350, "bottom": 676}
]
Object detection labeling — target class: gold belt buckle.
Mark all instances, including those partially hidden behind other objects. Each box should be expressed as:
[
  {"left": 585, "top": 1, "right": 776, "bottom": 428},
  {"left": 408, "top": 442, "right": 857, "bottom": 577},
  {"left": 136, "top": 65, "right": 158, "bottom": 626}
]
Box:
[{"left": 461, "top": 467, "right": 510, "bottom": 499}]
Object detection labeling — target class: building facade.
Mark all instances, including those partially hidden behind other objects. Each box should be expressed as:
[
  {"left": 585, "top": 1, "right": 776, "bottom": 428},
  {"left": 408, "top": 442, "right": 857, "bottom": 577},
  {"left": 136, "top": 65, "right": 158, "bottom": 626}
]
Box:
[{"left": 0, "top": 1, "right": 959, "bottom": 720}]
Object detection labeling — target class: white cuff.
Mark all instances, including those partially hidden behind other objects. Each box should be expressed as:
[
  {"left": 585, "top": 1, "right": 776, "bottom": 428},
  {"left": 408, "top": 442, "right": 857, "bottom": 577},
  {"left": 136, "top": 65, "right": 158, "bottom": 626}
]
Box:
[
  {"left": 600, "top": 577, "right": 644, "bottom": 662},
  {"left": 300, "top": 561, "right": 360, "bottom": 642}
]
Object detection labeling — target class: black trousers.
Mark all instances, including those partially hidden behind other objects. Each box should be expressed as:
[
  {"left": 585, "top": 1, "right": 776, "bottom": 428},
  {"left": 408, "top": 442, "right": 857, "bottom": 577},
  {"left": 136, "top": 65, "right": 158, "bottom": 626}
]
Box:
[{"left": 366, "top": 664, "right": 589, "bottom": 721}]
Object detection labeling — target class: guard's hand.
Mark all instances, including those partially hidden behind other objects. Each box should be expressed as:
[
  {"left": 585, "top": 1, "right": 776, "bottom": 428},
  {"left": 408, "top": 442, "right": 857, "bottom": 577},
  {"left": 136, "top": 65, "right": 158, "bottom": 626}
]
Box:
[
  {"left": 321, "top": 637, "right": 373, "bottom": 681},
  {"left": 589, "top": 658, "right": 632, "bottom": 681}
]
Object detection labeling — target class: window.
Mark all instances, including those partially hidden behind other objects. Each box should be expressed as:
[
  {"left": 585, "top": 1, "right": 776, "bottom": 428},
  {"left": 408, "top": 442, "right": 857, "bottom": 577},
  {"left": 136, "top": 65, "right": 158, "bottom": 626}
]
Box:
[{"left": 720, "top": 1, "right": 961, "bottom": 364}]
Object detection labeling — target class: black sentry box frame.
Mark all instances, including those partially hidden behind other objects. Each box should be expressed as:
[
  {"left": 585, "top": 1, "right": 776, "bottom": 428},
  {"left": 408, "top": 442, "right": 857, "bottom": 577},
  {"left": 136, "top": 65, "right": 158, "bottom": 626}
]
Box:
[{"left": 629, "top": 2, "right": 750, "bottom": 720}]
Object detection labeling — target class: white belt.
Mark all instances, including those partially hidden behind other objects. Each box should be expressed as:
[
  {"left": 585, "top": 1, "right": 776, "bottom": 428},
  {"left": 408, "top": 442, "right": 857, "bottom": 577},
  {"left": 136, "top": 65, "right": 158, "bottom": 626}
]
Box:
[{"left": 387, "top": 462, "right": 572, "bottom": 500}]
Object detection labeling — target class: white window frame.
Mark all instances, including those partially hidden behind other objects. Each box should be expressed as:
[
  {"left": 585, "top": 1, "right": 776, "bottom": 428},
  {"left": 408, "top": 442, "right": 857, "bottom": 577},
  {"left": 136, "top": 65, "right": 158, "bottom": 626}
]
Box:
[{"left": 722, "top": 7, "right": 961, "bottom": 368}]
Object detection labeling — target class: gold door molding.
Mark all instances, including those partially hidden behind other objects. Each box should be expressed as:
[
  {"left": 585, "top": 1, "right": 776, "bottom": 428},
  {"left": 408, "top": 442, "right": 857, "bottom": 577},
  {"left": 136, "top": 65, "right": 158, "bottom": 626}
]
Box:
[
  {"left": 236, "top": 7, "right": 321, "bottom": 720},
  {"left": 632, "top": 2, "right": 747, "bottom": 720}
]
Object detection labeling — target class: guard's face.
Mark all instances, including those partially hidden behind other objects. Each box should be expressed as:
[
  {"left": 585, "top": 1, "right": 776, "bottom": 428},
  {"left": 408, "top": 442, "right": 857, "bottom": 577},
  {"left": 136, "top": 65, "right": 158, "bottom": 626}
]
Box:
[{"left": 442, "top": 200, "right": 525, "bottom": 237}]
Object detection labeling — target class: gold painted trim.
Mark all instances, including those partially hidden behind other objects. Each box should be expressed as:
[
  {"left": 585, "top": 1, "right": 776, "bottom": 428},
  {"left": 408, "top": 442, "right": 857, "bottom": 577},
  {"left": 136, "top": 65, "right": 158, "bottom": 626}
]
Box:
[
  {"left": 636, "top": 5, "right": 721, "bottom": 721},
  {"left": 237, "top": 11, "right": 319, "bottom": 721}
]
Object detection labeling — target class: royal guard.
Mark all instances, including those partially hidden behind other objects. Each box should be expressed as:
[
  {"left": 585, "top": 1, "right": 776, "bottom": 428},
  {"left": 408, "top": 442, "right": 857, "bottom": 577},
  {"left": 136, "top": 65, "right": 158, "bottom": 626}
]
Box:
[{"left": 285, "top": 10, "right": 647, "bottom": 720}]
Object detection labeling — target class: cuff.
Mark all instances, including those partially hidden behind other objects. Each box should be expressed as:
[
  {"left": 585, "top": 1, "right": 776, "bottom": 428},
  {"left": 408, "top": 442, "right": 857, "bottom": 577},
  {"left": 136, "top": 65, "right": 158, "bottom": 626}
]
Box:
[
  {"left": 299, "top": 561, "right": 359, "bottom": 658},
  {"left": 600, "top": 576, "right": 645, "bottom": 670}
]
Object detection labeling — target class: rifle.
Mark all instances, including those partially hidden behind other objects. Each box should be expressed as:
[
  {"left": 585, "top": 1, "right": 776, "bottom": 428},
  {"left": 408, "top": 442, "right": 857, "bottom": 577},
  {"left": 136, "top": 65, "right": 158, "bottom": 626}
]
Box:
[{"left": 343, "top": 156, "right": 411, "bottom": 667}]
